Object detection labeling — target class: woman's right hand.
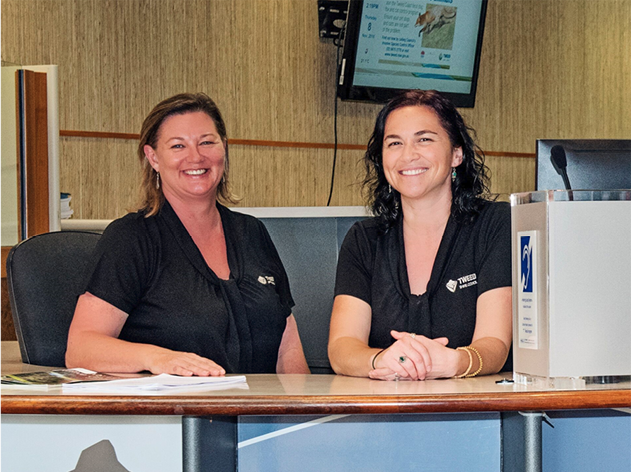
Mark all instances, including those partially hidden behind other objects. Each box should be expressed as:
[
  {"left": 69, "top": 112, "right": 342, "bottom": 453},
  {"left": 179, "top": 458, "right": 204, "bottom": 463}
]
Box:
[
  {"left": 369, "top": 330, "right": 449, "bottom": 380},
  {"left": 146, "top": 349, "right": 225, "bottom": 377},
  {"left": 67, "top": 292, "right": 226, "bottom": 376}
]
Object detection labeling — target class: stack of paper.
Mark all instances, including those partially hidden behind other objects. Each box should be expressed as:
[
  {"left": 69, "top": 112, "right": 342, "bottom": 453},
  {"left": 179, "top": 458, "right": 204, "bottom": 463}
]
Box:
[
  {"left": 62, "top": 373, "right": 248, "bottom": 393},
  {"left": 2, "top": 368, "right": 248, "bottom": 393}
]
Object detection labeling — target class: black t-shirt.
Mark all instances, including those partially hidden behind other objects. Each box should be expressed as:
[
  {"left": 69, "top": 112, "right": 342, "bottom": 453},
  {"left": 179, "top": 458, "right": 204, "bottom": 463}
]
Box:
[
  {"left": 83, "top": 202, "right": 294, "bottom": 374},
  {"left": 335, "top": 201, "right": 511, "bottom": 359}
]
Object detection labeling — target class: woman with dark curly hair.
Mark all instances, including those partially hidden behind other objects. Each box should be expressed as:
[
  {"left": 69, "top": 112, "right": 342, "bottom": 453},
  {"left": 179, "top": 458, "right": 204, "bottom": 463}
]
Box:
[{"left": 328, "top": 90, "right": 511, "bottom": 380}]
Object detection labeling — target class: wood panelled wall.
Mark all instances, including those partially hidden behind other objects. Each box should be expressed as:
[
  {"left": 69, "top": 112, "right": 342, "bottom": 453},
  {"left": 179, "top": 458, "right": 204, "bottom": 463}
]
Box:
[{"left": 2, "top": 0, "right": 630, "bottom": 219}]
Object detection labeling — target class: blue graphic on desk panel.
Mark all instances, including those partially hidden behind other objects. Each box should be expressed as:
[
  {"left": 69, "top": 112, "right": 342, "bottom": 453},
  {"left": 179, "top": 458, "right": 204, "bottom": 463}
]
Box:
[
  {"left": 543, "top": 410, "right": 631, "bottom": 472},
  {"left": 520, "top": 235, "right": 533, "bottom": 292},
  {"left": 239, "top": 414, "right": 500, "bottom": 472}
]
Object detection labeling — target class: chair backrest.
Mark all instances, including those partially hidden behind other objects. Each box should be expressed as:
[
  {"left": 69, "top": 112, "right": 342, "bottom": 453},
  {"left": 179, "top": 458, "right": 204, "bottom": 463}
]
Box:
[
  {"left": 6, "top": 231, "right": 101, "bottom": 366},
  {"left": 260, "top": 216, "right": 364, "bottom": 374}
]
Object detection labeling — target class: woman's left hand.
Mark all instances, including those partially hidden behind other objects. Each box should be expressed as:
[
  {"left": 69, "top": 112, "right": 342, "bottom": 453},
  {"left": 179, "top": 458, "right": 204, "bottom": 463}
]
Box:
[{"left": 369, "top": 330, "right": 457, "bottom": 380}]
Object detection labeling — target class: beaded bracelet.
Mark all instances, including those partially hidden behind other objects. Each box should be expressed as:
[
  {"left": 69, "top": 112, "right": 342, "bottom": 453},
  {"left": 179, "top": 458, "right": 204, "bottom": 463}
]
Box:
[
  {"left": 454, "top": 346, "right": 473, "bottom": 378},
  {"left": 371, "top": 348, "right": 387, "bottom": 370},
  {"left": 465, "top": 346, "right": 483, "bottom": 377}
]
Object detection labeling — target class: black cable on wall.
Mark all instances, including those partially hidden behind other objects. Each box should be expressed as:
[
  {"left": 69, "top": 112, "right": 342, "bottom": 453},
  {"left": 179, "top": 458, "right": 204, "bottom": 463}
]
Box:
[{"left": 326, "top": 28, "right": 345, "bottom": 206}]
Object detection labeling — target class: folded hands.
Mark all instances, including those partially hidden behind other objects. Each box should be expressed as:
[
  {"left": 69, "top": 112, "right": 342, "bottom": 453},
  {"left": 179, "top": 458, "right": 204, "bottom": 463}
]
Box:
[{"left": 369, "top": 330, "right": 459, "bottom": 381}]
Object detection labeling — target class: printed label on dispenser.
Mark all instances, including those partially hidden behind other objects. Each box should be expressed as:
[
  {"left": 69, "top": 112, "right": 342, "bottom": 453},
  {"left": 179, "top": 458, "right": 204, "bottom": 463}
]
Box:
[{"left": 518, "top": 231, "right": 538, "bottom": 349}]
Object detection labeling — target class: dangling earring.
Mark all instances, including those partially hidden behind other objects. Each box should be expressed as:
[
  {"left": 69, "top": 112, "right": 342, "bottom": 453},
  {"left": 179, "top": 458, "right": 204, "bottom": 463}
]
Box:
[
  {"left": 451, "top": 168, "right": 457, "bottom": 182},
  {"left": 388, "top": 184, "right": 392, "bottom": 194},
  {"left": 156, "top": 172, "right": 160, "bottom": 190}
]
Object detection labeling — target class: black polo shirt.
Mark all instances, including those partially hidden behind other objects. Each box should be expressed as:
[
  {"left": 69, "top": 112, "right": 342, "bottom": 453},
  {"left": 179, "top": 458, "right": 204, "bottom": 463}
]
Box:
[
  {"left": 335, "top": 201, "right": 511, "bottom": 356},
  {"left": 84, "top": 202, "right": 294, "bottom": 374}
]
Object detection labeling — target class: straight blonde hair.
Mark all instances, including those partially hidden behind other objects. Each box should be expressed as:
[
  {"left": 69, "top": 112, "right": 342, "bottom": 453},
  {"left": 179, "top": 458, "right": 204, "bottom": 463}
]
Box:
[{"left": 137, "top": 93, "right": 238, "bottom": 216}]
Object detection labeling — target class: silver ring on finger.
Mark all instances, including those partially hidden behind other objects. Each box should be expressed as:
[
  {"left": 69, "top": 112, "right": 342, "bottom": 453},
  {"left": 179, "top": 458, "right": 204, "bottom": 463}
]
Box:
[
  {"left": 394, "top": 372, "right": 400, "bottom": 381},
  {"left": 410, "top": 333, "right": 416, "bottom": 339}
]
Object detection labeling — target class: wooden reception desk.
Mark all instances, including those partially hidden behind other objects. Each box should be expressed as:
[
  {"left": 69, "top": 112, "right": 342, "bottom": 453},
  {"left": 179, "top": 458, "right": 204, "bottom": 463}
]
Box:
[
  {"left": 3, "top": 340, "right": 629, "bottom": 415},
  {"left": 2, "top": 341, "right": 630, "bottom": 472}
]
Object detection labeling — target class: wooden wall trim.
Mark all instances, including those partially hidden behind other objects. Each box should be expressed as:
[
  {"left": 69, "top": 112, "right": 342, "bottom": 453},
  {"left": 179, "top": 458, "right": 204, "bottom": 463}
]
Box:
[
  {"left": 22, "top": 70, "right": 49, "bottom": 237},
  {"left": 14, "top": 71, "right": 23, "bottom": 241},
  {"left": 485, "top": 151, "right": 535, "bottom": 158},
  {"left": 59, "top": 130, "right": 138, "bottom": 140},
  {"left": 1, "top": 247, "right": 12, "bottom": 279},
  {"left": 60, "top": 129, "right": 535, "bottom": 158}
]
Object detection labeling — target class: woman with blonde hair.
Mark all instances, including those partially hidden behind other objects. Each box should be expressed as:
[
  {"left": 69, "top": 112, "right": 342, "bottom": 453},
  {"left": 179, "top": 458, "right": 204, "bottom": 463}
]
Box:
[{"left": 67, "top": 93, "right": 309, "bottom": 376}]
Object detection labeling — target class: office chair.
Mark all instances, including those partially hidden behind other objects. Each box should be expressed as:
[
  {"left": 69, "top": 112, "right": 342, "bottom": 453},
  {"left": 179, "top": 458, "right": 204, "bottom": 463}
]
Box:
[
  {"left": 6, "top": 231, "right": 101, "bottom": 366},
  {"left": 261, "top": 216, "right": 364, "bottom": 374}
]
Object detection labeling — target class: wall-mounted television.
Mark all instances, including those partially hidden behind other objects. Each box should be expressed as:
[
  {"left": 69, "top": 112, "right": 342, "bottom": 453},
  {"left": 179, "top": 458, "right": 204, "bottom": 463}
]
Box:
[
  {"left": 536, "top": 140, "right": 631, "bottom": 191},
  {"left": 338, "top": 0, "right": 488, "bottom": 107}
]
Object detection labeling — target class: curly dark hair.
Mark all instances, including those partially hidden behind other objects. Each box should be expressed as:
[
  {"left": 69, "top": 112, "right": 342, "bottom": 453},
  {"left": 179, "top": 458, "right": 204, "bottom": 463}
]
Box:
[{"left": 363, "top": 90, "right": 491, "bottom": 231}]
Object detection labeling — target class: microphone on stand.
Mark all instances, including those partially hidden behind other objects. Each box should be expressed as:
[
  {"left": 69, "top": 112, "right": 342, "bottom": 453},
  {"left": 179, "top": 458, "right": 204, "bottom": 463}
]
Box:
[{"left": 550, "top": 145, "right": 573, "bottom": 200}]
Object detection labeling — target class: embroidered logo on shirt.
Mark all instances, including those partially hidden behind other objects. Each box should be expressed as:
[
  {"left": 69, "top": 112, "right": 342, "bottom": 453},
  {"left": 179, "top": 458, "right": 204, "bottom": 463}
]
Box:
[
  {"left": 258, "top": 275, "right": 276, "bottom": 285},
  {"left": 446, "top": 273, "right": 477, "bottom": 292}
]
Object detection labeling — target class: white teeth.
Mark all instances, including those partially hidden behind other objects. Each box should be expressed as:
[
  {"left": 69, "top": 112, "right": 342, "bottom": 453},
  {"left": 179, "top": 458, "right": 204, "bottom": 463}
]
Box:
[
  {"left": 401, "top": 168, "right": 427, "bottom": 176},
  {"left": 184, "top": 169, "right": 207, "bottom": 175}
]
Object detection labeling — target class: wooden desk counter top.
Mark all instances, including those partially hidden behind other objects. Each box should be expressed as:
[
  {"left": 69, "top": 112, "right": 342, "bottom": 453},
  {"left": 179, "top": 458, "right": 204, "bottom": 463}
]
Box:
[{"left": 2, "top": 342, "right": 630, "bottom": 416}]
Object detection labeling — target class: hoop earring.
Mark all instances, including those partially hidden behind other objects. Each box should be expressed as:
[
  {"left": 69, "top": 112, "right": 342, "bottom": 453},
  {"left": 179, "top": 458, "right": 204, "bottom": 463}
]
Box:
[
  {"left": 156, "top": 172, "right": 160, "bottom": 190},
  {"left": 451, "top": 168, "right": 457, "bottom": 182}
]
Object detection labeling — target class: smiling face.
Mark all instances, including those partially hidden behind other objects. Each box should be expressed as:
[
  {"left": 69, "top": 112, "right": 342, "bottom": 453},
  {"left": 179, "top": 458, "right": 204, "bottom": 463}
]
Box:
[
  {"left": 144, "top": 111, "right": 226, "bottom": 206},
  {"left": 382, "top": 105, "right": 463, "bottom": 207}
]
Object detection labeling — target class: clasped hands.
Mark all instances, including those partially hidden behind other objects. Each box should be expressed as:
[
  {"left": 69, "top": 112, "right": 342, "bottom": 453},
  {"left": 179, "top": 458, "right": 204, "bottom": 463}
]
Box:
[{"left": 369, "top": 330, "right": 453, "bottom": 381}]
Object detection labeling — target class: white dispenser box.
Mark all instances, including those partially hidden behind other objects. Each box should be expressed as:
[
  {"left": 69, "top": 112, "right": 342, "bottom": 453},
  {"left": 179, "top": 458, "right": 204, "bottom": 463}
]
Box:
[{"left": 510, "top": 190, "right": 631, "bottom": 386}]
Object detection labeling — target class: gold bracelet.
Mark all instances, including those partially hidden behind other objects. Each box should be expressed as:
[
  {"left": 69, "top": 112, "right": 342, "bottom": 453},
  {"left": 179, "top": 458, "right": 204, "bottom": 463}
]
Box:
[
  {"left": 454, "top": 346, "right": 473, "bottom": 378},
  {"left": 465, "top": 346, "right": 483, "bottom": 377}
]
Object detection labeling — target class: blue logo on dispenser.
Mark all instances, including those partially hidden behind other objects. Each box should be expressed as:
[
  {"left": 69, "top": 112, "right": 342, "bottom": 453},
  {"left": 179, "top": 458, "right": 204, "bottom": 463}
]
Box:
[{"left": 520, "top": 235, "right": 533, "bottom": 292}]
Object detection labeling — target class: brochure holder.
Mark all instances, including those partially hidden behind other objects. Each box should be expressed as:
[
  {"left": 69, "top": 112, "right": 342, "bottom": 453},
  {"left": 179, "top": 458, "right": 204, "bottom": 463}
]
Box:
[{"left": 510, "top": 190, "right": 631, "bottom": 386}]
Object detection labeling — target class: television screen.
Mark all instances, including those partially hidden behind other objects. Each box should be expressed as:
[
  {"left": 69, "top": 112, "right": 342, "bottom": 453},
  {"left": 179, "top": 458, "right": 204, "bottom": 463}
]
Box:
[
  {"left": 536, "top": 140, "right": 631, "bottom": 191},
  {"left": 338, "top": 0, "right": 488, "bottom": 107}
]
